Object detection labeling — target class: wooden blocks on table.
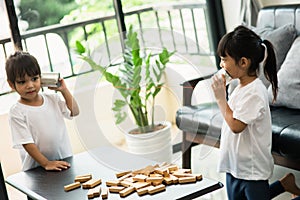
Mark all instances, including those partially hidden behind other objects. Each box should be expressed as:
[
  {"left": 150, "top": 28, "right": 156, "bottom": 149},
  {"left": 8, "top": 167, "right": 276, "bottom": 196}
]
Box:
[
  {"left": 63, "top": 163, "right": 202, "bottom": 198},
  {"left": 103, "top": 163, "right": 202, "bottom": 198},
  {"left": 63, "top": 174, "right": 107, "bottom": 199}
]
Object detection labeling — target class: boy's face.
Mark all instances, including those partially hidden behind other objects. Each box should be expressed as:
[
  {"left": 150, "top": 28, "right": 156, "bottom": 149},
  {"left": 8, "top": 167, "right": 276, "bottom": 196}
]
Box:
[{"left": 9, "top": 74, "right": 41, "bottom": 103}]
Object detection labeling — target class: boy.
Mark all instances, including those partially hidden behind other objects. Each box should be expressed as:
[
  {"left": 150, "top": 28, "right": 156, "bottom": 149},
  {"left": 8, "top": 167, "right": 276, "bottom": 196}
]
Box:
[{"left": 6, "top": 51, "right": 79, "bottom": 171}]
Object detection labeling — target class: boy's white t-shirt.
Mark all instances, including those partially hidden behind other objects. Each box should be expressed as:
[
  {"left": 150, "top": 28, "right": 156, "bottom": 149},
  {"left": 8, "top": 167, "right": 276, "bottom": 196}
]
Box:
[
  {"left": 217, "top": 78, "right": 274, "bottom": 180},
  {"left": 8, "top": 93, "right": 73, "bottom": 171}
]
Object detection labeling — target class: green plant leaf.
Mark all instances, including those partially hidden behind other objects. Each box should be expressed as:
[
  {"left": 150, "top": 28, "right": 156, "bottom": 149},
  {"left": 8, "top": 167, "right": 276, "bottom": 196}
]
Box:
[
  {"left": 153, "top": 83, "right": 163, "bottom": 97},
  {"left": 159, "top": 48, "right": 175, "bottom": 65},
  {"left": 75, "top": 40, "right": 86, "bottom": 54},
  {"left": 112, "top": 99, "right": 127, "bottom": 111},
  {"left": 115, "top": 111, "right": 127, "bottom": 124}
]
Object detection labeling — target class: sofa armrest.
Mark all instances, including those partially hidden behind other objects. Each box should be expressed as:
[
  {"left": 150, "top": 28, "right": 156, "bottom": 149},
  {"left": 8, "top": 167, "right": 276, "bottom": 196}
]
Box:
[{"left": 181, "top": 73, "right": 214, "bottom": 106}]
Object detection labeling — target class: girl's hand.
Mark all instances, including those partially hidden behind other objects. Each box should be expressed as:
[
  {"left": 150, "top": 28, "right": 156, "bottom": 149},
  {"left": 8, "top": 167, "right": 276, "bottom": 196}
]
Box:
[
  {"left": 211, "top": 73, "right": 227, "bottom": 102},
  {"left": 43, "top": 160, "right": 71, "bottom": 171}
]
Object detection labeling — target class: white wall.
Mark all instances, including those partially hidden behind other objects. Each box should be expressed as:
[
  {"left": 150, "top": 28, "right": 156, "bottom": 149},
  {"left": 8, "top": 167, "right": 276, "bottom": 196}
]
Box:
[
  {"left": 222, "top": 0, "right": 242, "bottom": 31},
  {"left": 222, "top": 0, "right": 300, "bottom": 32}
]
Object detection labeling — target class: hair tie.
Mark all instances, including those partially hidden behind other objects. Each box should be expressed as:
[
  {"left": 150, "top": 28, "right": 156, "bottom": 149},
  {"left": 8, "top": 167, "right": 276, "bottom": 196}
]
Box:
[{"left": 260, "top": 42, "right": 268, "bottom": 65}]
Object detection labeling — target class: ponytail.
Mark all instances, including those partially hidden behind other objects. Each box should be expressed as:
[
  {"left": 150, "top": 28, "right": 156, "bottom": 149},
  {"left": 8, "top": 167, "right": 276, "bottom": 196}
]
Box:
[{"left": 262, "top": 40, "right": 278, "bottom": 103}]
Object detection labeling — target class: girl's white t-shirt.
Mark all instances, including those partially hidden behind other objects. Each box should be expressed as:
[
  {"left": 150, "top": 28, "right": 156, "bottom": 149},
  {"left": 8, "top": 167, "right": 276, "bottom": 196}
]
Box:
[
  {"left": 8, "top": 93, "right": 73, "bottom": 171},
  {"left": 217, "top": 78, "right": 274, "bottom": 180}
]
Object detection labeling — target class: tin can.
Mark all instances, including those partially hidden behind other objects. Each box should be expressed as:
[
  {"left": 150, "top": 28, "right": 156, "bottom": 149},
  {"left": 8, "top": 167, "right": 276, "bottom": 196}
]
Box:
[{"left": 41, "top": 72, "right": 61, "bottom": 87}]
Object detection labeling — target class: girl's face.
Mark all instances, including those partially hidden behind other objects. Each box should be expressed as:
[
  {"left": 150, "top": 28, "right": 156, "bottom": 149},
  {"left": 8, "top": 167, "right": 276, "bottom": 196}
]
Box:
[
  {"left": 10, "top": 74, "right": 41, "bottom": 104},
  {"left": 219, "top": 55, "right": 239, "bottom": 79},
  {"left": 219, "top": 52, "right": 250, "bottom": 80}
]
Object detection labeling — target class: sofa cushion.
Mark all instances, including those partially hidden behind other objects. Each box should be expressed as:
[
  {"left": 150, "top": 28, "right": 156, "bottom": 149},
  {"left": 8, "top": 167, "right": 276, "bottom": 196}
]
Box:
[
  {"left": 268, "top": 36, "right": 300, "bottom": 109},
  {"left": 254, "top": 24, "right": 296, "bottom": 70},
  {"left": 253, "top": 24, "right": 297, "bottom": 87}
]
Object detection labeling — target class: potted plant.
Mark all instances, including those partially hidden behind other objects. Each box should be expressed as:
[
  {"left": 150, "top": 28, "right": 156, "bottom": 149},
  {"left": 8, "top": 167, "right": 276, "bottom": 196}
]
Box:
[{"left": 76, "top": 25, "right": 175, "bottom": 162}]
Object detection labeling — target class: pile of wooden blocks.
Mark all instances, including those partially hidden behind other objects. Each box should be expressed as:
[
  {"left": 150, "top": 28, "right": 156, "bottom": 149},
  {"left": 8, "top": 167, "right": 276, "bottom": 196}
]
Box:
[
  {"left": 64, "top": 162, "right": 202, "bottom": 199},
  {"left": 106, "top": 162, "right": 202, "bottom": 197}
]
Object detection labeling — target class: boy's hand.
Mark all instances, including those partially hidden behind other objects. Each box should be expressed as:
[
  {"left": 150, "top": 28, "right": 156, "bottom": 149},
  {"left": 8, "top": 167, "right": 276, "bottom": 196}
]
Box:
[
  {"left": 48, "top": 78, "right": 68, "bottom": 92},
  {"left": 44, "top": 160, "right": 71, "bottom": 171}
]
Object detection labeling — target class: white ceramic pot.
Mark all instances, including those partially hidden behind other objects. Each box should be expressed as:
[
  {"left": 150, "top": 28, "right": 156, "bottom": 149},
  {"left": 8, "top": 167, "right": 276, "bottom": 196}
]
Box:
[{"left": 124, "top": 121, "right": 172, "bottom": 163}]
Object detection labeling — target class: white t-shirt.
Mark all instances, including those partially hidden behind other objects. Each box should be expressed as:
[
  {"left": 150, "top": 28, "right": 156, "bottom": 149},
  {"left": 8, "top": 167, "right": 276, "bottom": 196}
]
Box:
[
  {"left": 217, "top": 78, "right": 274, "bottom": 180},
  {"left": 8, "top": 93, "right": 73, "bottom": 171}
]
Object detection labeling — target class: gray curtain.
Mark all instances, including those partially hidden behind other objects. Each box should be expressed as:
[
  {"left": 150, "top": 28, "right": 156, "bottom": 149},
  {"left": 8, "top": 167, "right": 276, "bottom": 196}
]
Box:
[{"left": 240, "top": 0, "right": 262, "bottom": 26}]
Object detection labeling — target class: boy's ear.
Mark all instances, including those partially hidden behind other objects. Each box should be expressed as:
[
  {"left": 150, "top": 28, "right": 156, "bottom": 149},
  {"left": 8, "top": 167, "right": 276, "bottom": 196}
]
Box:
[{"left": 7, "top": 80, "right": 16, "bottom": 91}]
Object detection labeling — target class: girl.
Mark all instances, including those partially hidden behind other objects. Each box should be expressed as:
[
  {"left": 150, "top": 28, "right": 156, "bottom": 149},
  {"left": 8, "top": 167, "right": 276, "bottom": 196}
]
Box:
[
  {"left": 6, "top": 51, "right": 79, "bottom": 171},
  {"left": 211, "top": 25, "right": 278, "bottom": 199}
]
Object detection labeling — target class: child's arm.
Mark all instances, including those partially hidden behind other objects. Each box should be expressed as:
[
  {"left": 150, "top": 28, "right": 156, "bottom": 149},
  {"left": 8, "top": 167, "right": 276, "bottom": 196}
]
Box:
[
  {"left": 211, "top": 75, "right": 247, "bottom": 133},
  {"left": 49, "top": 78, "right": 80, "bottom": 116},
  {"left": 23, "top": 143, "right": 71, "bottom": 171}
]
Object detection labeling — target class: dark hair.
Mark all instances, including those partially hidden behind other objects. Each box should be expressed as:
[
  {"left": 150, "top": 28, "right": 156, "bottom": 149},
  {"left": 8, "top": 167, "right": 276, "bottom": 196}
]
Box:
[
  {"left": 217, "top": 25, "right": 278, "bottom": 102},
  {"left": 5, "top": 51, "right": 41, "bottom": 85}
]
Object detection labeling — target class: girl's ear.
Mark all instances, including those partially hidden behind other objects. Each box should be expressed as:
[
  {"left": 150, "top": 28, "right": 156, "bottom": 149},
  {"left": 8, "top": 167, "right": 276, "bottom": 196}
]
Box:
[
  {"left": 7, "top": 81, "right": 16, "bottom": 91},
  {"left": 239, "top": 57, "right": 251, "bottom": 70}
]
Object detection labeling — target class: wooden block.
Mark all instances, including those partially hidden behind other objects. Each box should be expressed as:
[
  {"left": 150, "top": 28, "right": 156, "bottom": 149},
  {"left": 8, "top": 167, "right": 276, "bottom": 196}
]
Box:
[
  {"left": 178, "top": 176, "right": 197, "bottom": 184},
  {"left": 172, "top": 172, "right": 191, "bottom": 178},
  {"left": 163, "top": 177, "right": 173, "bottom": 185},
  {"left": 117, "top": 173, "right": 132, "bottom": 181},
  {"left": 178, "top": 168, "right": 192, "bottom": 173},
  {"left": 101, "top": 187, "right": 108, "bottom": 199},
  {"left": 87, "top": 189, "right": 94, "bottom": 199},
  {"left": 149, "top": 173, "right": 163, "bottom": 177},
  {"left": 163, "top": 170, "right": 170, "bottom": 177},
  {"left": 152, "top": 181, "right": 163, "bottom": 186},
  {"left": 119, "top": 186, "right": 135, "bottom": 197},
  {"left": 173, "top": 172, "right": 202, "bottom": 181},
  {"left": 146, "top": 177, "right": 164, "bottom": 182},
  {"left": 82, "top": 178, "right": 102, "bottom": 189},
  {"left": 120, "top": 180, "right": 134, "bottom": 187},
  {"left": 133, "top": 165, "right": 157, "bottom": 176},
  {"left": 133, "top": 182, "right": 150, "bottom": 190},
  {"left": 75, "top": 174, "right": 92, "bottom": 183},
  {"left": 148, "top": 184, "right": 166, "bottom": 194},
  {"left": 116, "top": 170, "right": 132, "bottom": 178},
  {"left": 154, "top": 168, "right": 168, "bottom": 175},
  {"left": 136, "top": 186, "right": 153, "bottom": 196},
  {"left": 106, "top": 180, "right": 120, "bottom": 186},
  {"left": 167, "top": 165, "right": 179, "bottom": 173},
  {"left": 109, "top": 186, "right": 125, "bottom": 193},
  {"left": 87, "top": 186, "right": 101, "bottom": 198},
  {"left": 124, "top": 177, "right": 136, "bottom": 183},
  {"left": 194, "top": 174, "right": 203, "bottom": 181},
  {"left": 75, "top": 174, "right": 92, "bottom": 179},
  {"left": 169, "top": 174, "right": 178, "bottom": 184},
  {"left": 133, "top": 174, "right": 148, "bottom": 182},
  {"left": 64, "top": 182, "right": 81, "bottom": 192}
]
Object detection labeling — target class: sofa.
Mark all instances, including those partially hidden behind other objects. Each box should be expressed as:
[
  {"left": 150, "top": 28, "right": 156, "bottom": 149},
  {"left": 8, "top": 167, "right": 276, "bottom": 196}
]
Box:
[{"left": 176, "top": 4, "right": 300, "bottom": 170}]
